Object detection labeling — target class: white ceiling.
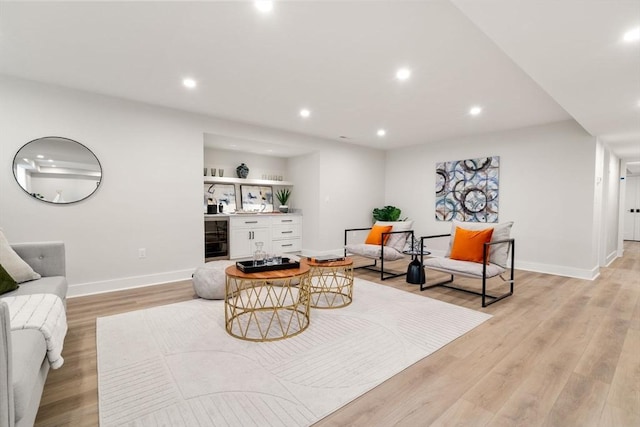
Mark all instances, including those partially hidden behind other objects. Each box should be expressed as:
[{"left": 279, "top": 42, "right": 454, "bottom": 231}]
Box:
[{"left": 1, "top": 0, "right": 638, "bottom": 159}]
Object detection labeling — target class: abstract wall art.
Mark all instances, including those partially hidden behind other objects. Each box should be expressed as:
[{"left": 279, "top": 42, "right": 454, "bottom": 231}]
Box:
[{"left": 435, "top": 156, "right": 500, "bottom": 223}]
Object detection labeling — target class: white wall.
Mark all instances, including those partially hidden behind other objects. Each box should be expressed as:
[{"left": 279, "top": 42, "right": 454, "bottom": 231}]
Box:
[
  {"left": 202, "top": 147, "right": 289, "bottom": 212},
  {"left": 202, "top": 136, "right": 386, "bottom": 255},
  {"left": 385, "top": 120, "right": 600, "bottom": 279},
  {"left": 289, "top": 151, "right": 321, "bottom": 252},
  {"left": 203, "top": 147, "right": 288, "bottom": 182},
  {"left": 317, "top": 146, "right": 386, "bottom": 253},
  {"left": 599, "top": 144, "right": 620, "bottom": 266},
  {"left": 2, "top": 76, "right": 611, "bottom": 289},
  {"left": 0, "top": 76, "right": 385, "bottom": 294},
  {"left": 0, "top": 77, "right": 205, "bottom": 295}
]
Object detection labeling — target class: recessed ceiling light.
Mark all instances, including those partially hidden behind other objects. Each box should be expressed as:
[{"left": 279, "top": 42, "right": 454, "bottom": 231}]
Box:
[
  {"left": 299, "top": 109, "right": 311, "bottom": 118},
  {"left": 182, "top": 78, "right": 197, "bottom": 89},
  {"left": 469, "top": 106, "right": 482, "bottom": 116},
  {"left": 255, "top": 1, "right": 274, "bottom": 13},
  {"left": 377, "top": 129, "right": 387, "bottom": 137},
  {"left": 623, "top": 27, "right": 640, "bottom": 42},
  {"left": 396, "top": 68, "right": 411, "bottom": 81},
  {"left": 36, "top": 155, "right": 44, "bottom": 159},
  {"left": 48, "top": 159, "right": 54, "bottom": 162}
]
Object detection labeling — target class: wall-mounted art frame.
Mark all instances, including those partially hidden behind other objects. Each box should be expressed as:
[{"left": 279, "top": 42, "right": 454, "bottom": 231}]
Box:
[
  {"left": 206, "top": 183, "right": 236, "bottom": 213},
  {"left": 240, "top": 185, "right": 273, "bottom": 212},
  {"left": 435, "top": 156, "right": 500, "bottom": 222}
]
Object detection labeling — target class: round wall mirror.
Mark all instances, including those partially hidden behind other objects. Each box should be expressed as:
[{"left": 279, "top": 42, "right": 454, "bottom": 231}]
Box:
[{"left": 12, "top": 136, "right": 102, "bottom": 204}]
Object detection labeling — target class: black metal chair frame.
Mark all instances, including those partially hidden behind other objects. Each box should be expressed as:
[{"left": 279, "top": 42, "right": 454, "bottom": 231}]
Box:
[
  {"left": 344, "top": 228, "right": 415, "bottom": 281},
  {"left": 419, "top": 234, "right": 515, "bottom": 307}
]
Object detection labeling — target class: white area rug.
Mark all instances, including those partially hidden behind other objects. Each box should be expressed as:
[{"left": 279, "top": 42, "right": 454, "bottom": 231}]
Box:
[{"left": 96, "top": 278, "right": 491, "bottom": 426}]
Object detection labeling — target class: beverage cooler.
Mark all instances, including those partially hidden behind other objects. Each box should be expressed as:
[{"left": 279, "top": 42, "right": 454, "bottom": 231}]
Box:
[{"left": 204, "top": 217, "right": 229, "bottom": 260}]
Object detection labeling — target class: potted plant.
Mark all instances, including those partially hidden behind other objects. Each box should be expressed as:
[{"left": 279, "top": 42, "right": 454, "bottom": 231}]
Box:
[
  {"left": 275, "top": 188, "right": 291, "bottom": 213},
  {"left": 372, "top": 205, "right": 405, "bottom": 222}
]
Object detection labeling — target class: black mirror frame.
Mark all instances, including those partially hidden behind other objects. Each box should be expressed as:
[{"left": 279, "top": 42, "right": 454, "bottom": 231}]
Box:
[{"left": 12, "top": 136, "right": 103, "bottom": 205}]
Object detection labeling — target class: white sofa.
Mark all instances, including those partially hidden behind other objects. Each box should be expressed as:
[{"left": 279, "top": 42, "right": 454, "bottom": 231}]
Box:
[{"left": 1, "top": 242, "right": 67, "bottom": 427}]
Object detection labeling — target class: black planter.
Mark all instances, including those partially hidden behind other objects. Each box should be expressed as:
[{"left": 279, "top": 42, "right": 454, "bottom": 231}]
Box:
[{"left": 406, "top": 258, "right": 425, "bottom": 284}]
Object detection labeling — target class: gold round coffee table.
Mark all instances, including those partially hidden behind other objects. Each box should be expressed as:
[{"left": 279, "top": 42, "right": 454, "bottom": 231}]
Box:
[
  {"left": 306, "top": 257, "right": 354, "bottom": 309},
  {"left": 224, "top": 262, "right": 310, "bottom": 342}
]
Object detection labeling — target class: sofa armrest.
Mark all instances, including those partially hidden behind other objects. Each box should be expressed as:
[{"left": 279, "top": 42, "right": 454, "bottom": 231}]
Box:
[
  {"left": 10, "top": 242, "right": 66, "bottom": 278},
  {"left": 0, "top": 302, "right": 15, "bottom": 427}
]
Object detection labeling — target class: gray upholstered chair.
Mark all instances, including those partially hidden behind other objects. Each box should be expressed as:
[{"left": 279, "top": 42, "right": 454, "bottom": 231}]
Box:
[{"left": 419, "top": 221, "right": 515, "bottom": 307}]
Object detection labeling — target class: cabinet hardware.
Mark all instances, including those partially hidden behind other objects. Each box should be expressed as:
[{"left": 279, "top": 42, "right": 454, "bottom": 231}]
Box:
[
  {"left": 245, "top": 221, "right": 258, "bottom": 224},
  {"left": 281, "top": 244, "right": 293, "bottom": 247},
  {"left": 282, "top": 220, "right": 293, "bottom": 222},
  {"left": 281, "top": 231, "right": 293, "bottom": 234}
]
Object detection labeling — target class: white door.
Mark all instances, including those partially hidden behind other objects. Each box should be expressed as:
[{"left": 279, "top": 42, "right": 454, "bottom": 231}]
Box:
[{"left": 624, "top": 176, "right": 640, "bottom": 241}]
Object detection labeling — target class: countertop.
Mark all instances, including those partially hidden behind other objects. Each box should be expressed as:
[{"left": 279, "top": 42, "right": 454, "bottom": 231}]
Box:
[{"left": 204, "top": 212, "right": 301, "bottom": 219}]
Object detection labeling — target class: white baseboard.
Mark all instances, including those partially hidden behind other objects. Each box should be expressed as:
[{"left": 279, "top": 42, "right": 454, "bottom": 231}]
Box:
[
  {"left": 604, "top": 250, "right": 618, "bottom": 267},
  {"left": 67, "top": 268, "right": 195, "bottom": 298},
  {"left": 513, "top": 261, "right": 599, "bottom": 280}
]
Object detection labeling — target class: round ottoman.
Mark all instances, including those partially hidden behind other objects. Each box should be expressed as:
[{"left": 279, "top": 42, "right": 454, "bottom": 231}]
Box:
[{"left": 192, "top": 260, "right": 236, "bottom": 299}]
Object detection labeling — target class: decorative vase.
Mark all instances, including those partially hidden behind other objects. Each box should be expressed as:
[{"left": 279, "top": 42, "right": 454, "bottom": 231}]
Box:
[
  {"left": 236, "top": 163, "right": 249, "bottom": 179},
  {"left": 279, "top": 205, "right": 289, "bottom": 213}
]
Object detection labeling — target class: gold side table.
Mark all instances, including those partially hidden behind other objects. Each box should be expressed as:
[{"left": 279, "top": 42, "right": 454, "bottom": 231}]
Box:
[
  {"left": 307, "top": 257, "right": 354, "bottom": 309},
  {"left": 224, "top": 262, "right": 310, "bottom": 341}
]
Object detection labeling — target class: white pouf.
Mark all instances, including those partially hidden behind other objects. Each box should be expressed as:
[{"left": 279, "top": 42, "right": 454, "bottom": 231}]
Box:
[{"left": 192, "top": 260, "right": 235, "bottom": 299}]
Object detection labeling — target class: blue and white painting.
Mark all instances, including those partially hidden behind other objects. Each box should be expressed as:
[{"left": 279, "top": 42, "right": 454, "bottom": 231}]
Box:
[
  {"left": 435, "top": 156, "right": 499, "bottom": 222},
  {"left": 205, "top": 184, "right": 236, "bottom": 213}
]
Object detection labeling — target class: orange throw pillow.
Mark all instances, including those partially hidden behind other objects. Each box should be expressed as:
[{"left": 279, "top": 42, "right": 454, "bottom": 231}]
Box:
[
  {"left": 365, "top": 225, "right": 393, "bottom": 245},
  {"left": 450, "top": 226, "right": 494, "bottom": 264}
]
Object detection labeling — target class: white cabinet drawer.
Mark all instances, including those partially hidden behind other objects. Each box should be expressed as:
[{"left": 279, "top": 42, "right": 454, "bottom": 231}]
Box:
[
  {"left": 272, "top": 239, "right": 301, "bottom": 253},
  {"left": 272, "top": 224, "right": 301, "bottom": 240},
  {"left": 230, "top": 216, "right": 271, "bottom": 228},
  {"left": 271, "top": 215, "right": 301, "bottom": 225}
]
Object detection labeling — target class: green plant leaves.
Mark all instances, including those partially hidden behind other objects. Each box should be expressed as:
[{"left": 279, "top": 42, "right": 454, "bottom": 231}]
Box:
[
  {"left": 372, "top": 205, "right": 402, "bottom": 221},
  {"left": 275, "top": 188, "right": 291, "bottom": 205}
]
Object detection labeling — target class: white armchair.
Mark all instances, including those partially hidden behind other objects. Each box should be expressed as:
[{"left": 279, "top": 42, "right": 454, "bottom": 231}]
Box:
[
  {"left": 419, "top": 221, "right": 515, "bottom": 307},
  {"left": 344, "top": 220, "right": 414, "bottom": 280}
]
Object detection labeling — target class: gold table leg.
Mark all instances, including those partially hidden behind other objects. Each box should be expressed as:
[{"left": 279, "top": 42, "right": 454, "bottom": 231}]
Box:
[
  {"left": 309, "top": 264, "right": 353, "bottom": 309},
  {"left": 225, "top": 273, "right": 310, "bottom": 341}
]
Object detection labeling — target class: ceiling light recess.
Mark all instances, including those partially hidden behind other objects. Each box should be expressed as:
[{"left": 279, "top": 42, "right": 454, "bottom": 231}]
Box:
[
  {"left": 255, "top": 1, "right": 274, "bottom": 13},
  {"left": 396, "top": 68, "right": 411, "bottom": 81},
  {"left": 377, "top": 129, "right": 386, "bottom": 137},
  {"left": 182, "top": 78, "right": 197, "bottom": 89},
  {"left": 623, "top": 27, "right": 640, "bottom": 42},
  {"left": 469, "top": 106, "right": 482, "bottom": 116},
  {"left": 299, "top": 108, "right": 311, "bottom": 118}
]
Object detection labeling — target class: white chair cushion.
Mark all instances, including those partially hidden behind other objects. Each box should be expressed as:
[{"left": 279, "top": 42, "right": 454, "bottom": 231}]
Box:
[
  {"left": 445, "top": 220, "right": 513, "bottom": 267},
  {"left": 423, "top": 257, "right": 506, "bottom": 278},
  {"left": 374, "top": 220, "right": 414, "bottom": 252},
  {"left": 345, "top": 243, "right": 405, "bottom": 261}
]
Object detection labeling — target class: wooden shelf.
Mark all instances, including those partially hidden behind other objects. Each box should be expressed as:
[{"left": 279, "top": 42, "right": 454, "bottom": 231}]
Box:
[{"left": 204, "top": 177, "right": 293, "bottom": 186}]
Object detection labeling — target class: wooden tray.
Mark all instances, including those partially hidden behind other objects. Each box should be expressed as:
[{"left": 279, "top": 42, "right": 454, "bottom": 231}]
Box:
[{"left": 235, "top": 258, "right": 300, "bottom": 273}]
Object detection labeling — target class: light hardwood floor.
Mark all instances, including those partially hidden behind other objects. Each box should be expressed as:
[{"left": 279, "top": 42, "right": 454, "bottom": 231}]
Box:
[{"left": 35, "top": 242, "right": 639, "bottom": 426}]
